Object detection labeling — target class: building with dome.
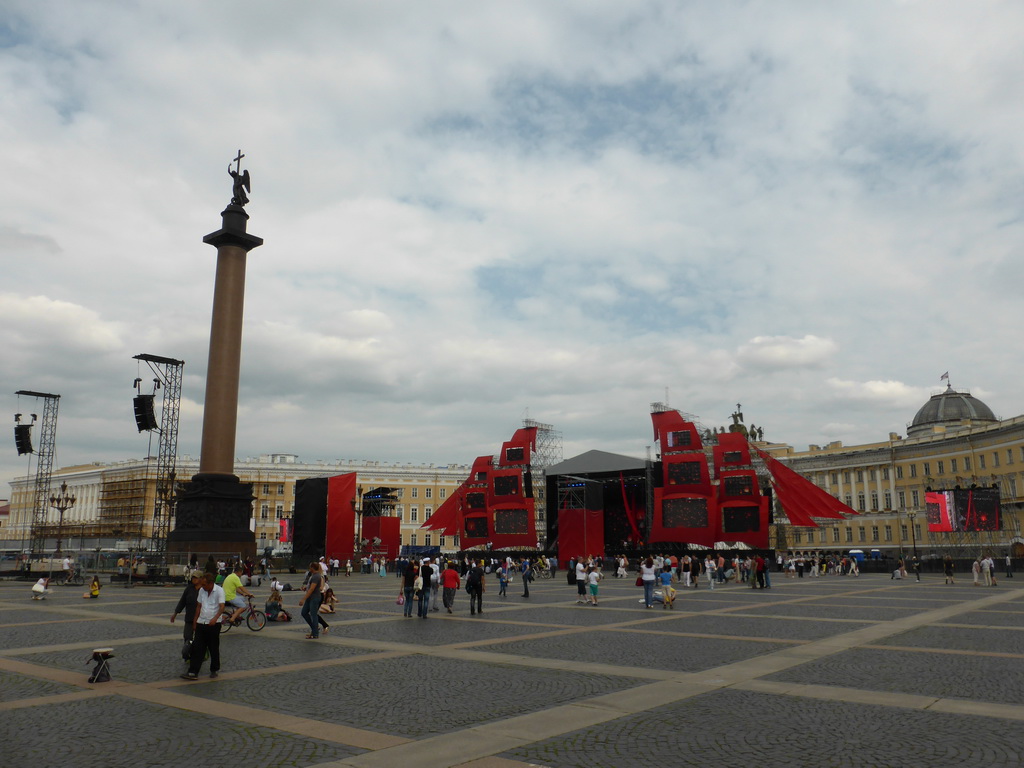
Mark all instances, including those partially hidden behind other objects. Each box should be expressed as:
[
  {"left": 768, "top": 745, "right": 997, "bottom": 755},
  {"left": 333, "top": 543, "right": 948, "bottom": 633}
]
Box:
[
  {"left": 907, "top": 385, "right": 999, "bottom": 438},
  {"left": 768, "top": 386, "right": 1024, "bottom": 558}
]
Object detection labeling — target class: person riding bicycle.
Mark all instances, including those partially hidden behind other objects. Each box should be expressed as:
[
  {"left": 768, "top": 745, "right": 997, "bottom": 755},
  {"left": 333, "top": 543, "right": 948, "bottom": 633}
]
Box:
[
  {"left": 62, "top": 556, "right": 73, "bottom": 583},
  {"left": 222, "top": 564, "right": 254, "bottom": 625}
]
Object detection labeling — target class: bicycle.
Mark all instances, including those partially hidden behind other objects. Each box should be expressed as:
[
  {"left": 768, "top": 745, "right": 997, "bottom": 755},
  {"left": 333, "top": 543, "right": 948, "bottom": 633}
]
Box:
[
  {"left": 532, "top": 564, "right": 552, "bottom": 580},
  {"left": 59, "top": 568, "right": 85, "bottom": 587},
  {"left": 219, "top": 596, "right": 267, "bottom": 633}
]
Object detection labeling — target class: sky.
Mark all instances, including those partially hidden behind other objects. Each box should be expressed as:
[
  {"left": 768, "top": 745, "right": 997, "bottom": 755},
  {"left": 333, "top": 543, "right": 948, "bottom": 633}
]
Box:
[{"left": 3, "top": 1, "right": 1024, "bottom": 494}]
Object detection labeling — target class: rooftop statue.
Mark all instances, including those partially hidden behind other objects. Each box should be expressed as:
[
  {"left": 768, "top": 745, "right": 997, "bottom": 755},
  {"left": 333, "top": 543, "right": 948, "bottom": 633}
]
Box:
[{"left": 228, "top": 149, "right": 250, "bottom": 207}]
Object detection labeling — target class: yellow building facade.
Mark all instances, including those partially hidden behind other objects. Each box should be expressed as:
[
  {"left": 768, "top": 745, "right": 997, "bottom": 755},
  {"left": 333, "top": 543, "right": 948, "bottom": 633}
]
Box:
[
  {"left": 1, "top": 454, "right": 472, "bottom": 555},
  {"left": 768, "top": 387, "right": 1024, "bottom": 557}
]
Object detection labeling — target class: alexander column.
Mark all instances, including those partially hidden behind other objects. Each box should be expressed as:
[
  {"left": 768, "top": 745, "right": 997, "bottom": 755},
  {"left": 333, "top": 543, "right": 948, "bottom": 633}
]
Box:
[{"left": 168, "top": 152, "right": 263, "bottom": 561}]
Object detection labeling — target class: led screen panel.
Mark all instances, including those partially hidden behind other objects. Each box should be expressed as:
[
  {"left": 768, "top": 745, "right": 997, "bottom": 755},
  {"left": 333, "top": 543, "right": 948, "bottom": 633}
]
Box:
[
  {"left": 495, "top": 508, "right": 529, "bottom": 534},
  {"left": 662, "top": 497, "right": 709, "bottom": 528}
]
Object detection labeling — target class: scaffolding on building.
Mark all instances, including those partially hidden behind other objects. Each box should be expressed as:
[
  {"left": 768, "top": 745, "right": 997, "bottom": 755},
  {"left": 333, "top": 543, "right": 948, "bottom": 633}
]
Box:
[
  {"left": 16, "top": 390, "right": 60, "bottom": 560},
  {"left": 99, "top": 469, "right": 150, "bottom": 541},
  {"left": 133, "top": 354, "right": 184, "bottom": 572}
]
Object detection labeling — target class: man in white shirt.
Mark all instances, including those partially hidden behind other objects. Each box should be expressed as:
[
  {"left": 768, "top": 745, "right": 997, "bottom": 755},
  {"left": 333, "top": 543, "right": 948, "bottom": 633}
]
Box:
[
  {"left": 575, "top": 558, "right": 587, "bottom": 603},
  {"left": 181, "top": 573, "right": 225, "bottom": 680}
]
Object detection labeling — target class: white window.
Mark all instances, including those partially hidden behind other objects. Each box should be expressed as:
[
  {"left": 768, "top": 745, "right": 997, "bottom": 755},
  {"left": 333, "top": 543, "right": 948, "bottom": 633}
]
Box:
[
  {"left": 425, "top": 488, "right": 432, "bottom": 499},
  {"left": 411, "top": 488, "right": 418, "bottom": 498}
]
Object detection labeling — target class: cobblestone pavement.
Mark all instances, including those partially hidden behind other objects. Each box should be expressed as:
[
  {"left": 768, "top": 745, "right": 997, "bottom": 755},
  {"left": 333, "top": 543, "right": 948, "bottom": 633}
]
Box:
[{"left": 1, "top": 573, "right": 1023, "bottom": 767}]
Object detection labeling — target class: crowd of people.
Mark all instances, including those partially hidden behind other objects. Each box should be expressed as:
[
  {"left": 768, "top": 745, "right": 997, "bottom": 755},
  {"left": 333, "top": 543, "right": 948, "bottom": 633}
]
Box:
[{"left": 26, "top": 545, "right": 1013, "bottom": 682}]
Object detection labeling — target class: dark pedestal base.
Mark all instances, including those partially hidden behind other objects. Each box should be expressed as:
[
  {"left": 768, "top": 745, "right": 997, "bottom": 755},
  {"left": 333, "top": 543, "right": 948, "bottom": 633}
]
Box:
[{"left": 168, "top": 473, "right": 256, "bottom": 560}]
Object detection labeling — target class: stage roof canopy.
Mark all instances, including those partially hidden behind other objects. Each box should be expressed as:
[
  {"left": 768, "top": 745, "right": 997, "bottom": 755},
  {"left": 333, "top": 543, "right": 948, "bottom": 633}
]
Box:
[{"left": 546, "top": 449, "right": 647, "bottom": 476}]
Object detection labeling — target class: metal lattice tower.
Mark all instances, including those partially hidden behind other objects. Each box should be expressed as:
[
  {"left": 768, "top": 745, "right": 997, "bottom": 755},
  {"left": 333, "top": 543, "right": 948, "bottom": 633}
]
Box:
[
  {"left": 524, "top": 418, "right": 562, "bottom": 468},
  {"left": 16, "top": 391, "right": 61, "bottom": 559},
  {"left": 134, "top": 354, "right": 184, "bottom": 570}
]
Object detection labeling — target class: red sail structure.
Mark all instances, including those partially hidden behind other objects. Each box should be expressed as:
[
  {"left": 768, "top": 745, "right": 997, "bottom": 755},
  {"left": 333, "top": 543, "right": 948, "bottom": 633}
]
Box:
[
  {"left": 712, "top": 433, "right": 770, "bottom": 548},
  {"left": 421, "top": 427, "right": 538, "bottom": 549},
  {"left": 650, "top": 411, "right": 719, "bottom": 547},
  {"left": 754, "top": 447, "right": 859, "bottom": 526}
]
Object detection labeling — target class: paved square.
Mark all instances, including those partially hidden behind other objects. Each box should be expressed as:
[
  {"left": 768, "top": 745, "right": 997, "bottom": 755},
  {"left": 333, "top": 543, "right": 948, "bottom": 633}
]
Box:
[{"left": 2, "top": 571, "right": 1022, "bottom": 767}]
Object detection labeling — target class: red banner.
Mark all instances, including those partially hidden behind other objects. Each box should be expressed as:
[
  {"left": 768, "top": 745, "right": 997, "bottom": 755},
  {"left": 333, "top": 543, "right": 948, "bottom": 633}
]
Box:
[
  {"left": 361, "top": 515, "right": 401, "bottom": 560},
  {"left": 926, "top": 491, "right": 953, "bottom": 532},
  {"left": 557, "top": 507, "right": 604, "bottom": 559},
  {"left": 326, "top": 473, "right": 357, "bottom": 561}
]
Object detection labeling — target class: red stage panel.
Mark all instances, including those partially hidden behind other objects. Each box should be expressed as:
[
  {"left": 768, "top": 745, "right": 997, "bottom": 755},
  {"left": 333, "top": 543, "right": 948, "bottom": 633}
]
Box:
[
  {"left": 326, "top": 473, "right": 357, "bottom": 561},
  {"left": 720, "top": 499, "right": 769, "bottom": 548},
  {"left": 926, "top": 491, "right": 953, "bottom": 532},
  {"left": 488, "top": 468, "right": 523, "bottom": 506},
  {"left": 489, "top": 500, "right": 537, "bottom": 550},
  {"left": 652, "top": 411, "right": 703, "bottom": 456},
  {"left": 557, "top": 507, "right": 604, "bottom": 560},
  {"left": 361, "top": 515, "right": 401, "bottom": 560},
  {"left": 500, "top": 427, "right": 536, "bottom": 467},
  {"left": 663, "top": 455, "right": 712, "bottom": 495},
  {"left": 712, "top": 432, "right": 752, "bottom": 477},
  {"left": 651, "top": 487, "right": 719, "bottom": 548}
]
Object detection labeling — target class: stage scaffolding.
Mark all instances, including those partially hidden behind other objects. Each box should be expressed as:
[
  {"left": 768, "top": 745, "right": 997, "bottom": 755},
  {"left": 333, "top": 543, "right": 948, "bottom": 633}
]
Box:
[
  {"left": 16, "top": 390, "right": 60, "bottom": 560},
  {"left": 134, "top": 353, "right": 184, "bottom": 573},
  {"left": 523, "top": 418, "right": 562, "bottom": 543}
]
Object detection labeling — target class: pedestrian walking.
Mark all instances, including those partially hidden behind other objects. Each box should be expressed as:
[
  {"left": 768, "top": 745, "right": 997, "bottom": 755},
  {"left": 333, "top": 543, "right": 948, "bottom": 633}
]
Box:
[
  {"left": 171, "top": 570, "right": 202, "bottom": 659},
  {"left": 299, "top": 561, "right": 325, "bottom": 638},
  {"left": 441, "top": 561, "right": 460, "bottom": 613},
  {"left": 658, "top": 566, "right": 674, "bottom": 609},
  {"left": 588, "top": 564, "right": 603, "bottom": 606},
  {"left": 466, "top": 559, "right": 485, "bottom": 615},
  {"left": 401, "top": 559, "right": 417, "bottom": 617},
  {"left": 181, "top": 573, "right": 224, "bottom": 680}
]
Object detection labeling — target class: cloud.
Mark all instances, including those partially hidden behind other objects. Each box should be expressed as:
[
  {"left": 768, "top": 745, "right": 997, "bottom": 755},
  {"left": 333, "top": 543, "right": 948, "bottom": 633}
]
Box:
[
  {"left": 826, "top": 378, "right": 931, "bottom": 408},
  {"left": 736, "top": 335, "right": 838, "bottom": 371},
  {"left": 2, "top": 2, "right": 1024, "bottom": 491}
]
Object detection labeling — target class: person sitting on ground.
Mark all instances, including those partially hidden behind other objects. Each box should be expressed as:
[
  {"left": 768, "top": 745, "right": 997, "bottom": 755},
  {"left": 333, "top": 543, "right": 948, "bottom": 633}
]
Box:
[
  {"left": 319, "top": 587, "right": 338, "bottom": 614},
  {"left": 31, "top": 577, "right": 51, "bottom": 600},
  {"left": 83, "top": 575, "right": 102, "bottom": 599},
  {"left": 222, "top": 565, "right": 254, "bottom": 624},
  {"left": 265, "top": 589, "right": 291, "bottom": 621}
]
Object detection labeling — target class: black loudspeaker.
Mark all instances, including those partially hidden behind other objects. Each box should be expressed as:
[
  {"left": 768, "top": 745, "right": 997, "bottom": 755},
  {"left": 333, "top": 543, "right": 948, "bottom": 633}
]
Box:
[
  {"left": 133, "top": 394, "right": 158, "bottom": 432},
  {"left": 14, "top": 424, "right": 33, "bottom": 455},
  {"left": 292, "top": 478, "right": 328, "bottom": 569}
]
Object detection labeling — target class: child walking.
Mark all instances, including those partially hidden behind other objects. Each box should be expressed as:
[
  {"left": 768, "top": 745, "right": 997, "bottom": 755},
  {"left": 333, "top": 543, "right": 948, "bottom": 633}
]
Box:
[
  {"left": 659, "top": 566, "right": 676, "bottom": 609},
  {"left": 587, "top": 565, "right": 602, "bottom": 605}
]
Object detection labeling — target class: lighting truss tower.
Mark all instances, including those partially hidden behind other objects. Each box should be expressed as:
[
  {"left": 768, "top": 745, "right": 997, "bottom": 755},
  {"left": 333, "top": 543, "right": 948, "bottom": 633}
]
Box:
[
  {"left": 16, "top": 390, "right": 60, "bottom": 559},
  {"left": 523, "top": 418, "right": 562, "bottom": 545},
  {"left": 524, "top": 418, "right": 562, "bottom": 468},
  {"left": 133, "top": 354, "right": 184, "bottom": 572}
]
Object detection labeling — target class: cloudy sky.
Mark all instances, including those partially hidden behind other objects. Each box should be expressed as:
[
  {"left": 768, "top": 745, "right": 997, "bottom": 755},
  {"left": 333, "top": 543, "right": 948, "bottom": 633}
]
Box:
[{"left": 3, "top": 1, "right": 1023, "bottom": 493}]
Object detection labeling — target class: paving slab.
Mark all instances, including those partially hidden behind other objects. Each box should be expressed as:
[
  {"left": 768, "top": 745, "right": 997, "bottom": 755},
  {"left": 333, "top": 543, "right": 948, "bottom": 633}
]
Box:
[
  {"left": 2, "top": 574, "right": 1022, "bottom": 767},
  {"left": 0, "top": 693, "right": 361, "bottom": 767},
  {"left": 503, "top": 688, "right": 1024, "bottom": 768},
  {"left": 765, "top": 647, "right": 1024, "bottom": 704}
]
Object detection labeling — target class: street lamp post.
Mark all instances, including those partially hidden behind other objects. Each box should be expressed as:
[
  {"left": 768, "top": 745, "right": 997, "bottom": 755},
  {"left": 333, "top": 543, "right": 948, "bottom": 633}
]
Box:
[
  {"left": 353, "top": 485, "right": 364, "bottom": 563},
  {"left": 48, "top": 482, "right": 76, "bottom": 561},
  {"left": 907, "top": 510, "right": 919, "bottom": 560}
]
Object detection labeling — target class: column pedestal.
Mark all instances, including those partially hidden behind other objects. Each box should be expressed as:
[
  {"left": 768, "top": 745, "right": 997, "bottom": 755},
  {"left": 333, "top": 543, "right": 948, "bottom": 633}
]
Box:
[{"left": 167, "top": 474, "right": 256, "bottom": 560}]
